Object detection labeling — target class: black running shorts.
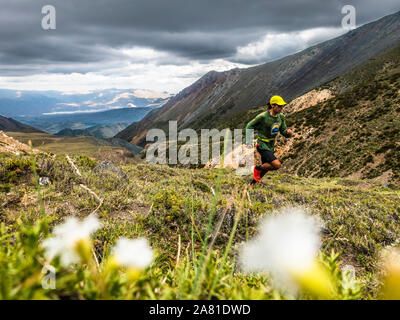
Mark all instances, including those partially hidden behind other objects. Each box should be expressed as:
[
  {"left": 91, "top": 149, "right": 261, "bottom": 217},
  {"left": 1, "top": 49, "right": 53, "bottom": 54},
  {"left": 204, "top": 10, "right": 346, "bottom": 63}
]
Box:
[{"left": 256, "top": 147, "right": 277, "bottom": 164}]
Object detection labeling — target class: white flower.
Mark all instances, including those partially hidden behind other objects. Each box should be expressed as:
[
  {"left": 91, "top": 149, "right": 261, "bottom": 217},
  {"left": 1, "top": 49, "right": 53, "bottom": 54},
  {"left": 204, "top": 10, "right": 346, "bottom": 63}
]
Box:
[
  {"left": 112, "top": 237, "right": 153, "bottom": 269},
  {"left": 42, "top": 215, "right": 101, "bottom": 267},
  {"left": 239, "top": 207, "right": 321, "bottom": 293},
  {"left": 379, "top": 247, "right": 400, "bottom": 299},
  {"left": 341, "top": 264, "right": 358, "bottom": 292}
]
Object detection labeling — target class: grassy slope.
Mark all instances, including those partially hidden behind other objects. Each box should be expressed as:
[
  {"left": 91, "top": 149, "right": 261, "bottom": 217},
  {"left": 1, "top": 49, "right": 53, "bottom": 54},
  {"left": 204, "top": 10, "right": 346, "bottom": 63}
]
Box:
[
  {"left": 4, "top": 132, "right": 138, "bottom": 164},
  {"left": 1, "top": 151, "right": 399, "bottom": 298},
  {"left": 318, "top": 45, "right": 400, "bottom": 95}
]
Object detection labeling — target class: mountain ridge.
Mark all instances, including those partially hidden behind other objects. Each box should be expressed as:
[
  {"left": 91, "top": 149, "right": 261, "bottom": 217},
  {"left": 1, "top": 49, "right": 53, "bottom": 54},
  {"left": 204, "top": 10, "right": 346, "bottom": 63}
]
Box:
[
  {"left": 121, "top": 10, "right": 400, "bottom": 147},
  {"left": 56, "top": 123, "right": 129, "bottom": 139},
  {"left": 0, "top": 115, "right": 43, "bottom": 133}
]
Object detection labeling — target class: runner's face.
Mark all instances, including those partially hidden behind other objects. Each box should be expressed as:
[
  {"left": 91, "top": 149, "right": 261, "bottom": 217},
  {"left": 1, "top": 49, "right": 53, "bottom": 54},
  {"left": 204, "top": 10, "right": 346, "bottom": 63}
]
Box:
[{"left": 273, "top": 104, "right": 284, "bottom": 113}]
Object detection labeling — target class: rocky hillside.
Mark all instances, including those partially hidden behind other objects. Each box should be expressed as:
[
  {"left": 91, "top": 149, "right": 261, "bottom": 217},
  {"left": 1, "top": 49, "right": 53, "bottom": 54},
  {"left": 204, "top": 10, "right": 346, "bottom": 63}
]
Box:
[
  {"left": 0, "top": 115, "right": 42, "bottom": 133},
  {"left": 120, "top": 11, "right": 400, "bottom": 147},
  {"left": 276, "top": 46, "right": 400, "bottom": 182}
]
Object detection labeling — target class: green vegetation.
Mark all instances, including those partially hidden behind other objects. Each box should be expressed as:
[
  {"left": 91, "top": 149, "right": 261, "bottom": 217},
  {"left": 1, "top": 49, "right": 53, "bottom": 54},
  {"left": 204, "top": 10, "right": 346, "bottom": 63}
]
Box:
[
  {"left": 1, "top": 151, "right": 399, "bottom": 299},
  {"left": 5, "top": 132, "right": 125, "bottom": 157}
]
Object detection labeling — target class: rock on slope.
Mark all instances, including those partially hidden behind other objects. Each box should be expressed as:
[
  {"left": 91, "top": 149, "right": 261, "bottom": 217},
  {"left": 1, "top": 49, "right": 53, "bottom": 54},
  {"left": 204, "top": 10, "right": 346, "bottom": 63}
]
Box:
[{"left": 0, "top": 131, "right": 41, "bottom": 155}]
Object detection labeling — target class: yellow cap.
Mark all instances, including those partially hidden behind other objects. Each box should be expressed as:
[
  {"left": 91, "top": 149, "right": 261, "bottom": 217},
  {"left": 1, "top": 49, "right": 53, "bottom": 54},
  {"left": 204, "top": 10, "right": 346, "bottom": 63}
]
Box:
[{"left": 269, "top": 95, "right": 287, "bottom": 106}]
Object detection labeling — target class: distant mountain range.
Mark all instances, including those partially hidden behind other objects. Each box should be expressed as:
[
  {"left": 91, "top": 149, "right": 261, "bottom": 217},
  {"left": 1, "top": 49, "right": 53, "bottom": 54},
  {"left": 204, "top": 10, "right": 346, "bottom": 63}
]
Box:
[
  {"left": 0, "top": 107, "right": 147, "bottom": 156},
  {"left": 14, "top": 107, "right": 157, "bottom": 134},
  {"left": 0, "top": 115, "right": 43, "bottom": 133},
  {"left": 117, "top": 11, "right": 400, "bottom": 146},
  {"left": 0, "top": 88, "right": 172, "bottom": 118}
]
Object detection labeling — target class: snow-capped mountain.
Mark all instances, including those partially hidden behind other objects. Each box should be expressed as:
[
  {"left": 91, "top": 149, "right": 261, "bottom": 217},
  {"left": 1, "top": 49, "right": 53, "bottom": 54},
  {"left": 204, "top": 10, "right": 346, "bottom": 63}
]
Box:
[{"left": 0, "top": 88, "right": 172, "bottom": 117}]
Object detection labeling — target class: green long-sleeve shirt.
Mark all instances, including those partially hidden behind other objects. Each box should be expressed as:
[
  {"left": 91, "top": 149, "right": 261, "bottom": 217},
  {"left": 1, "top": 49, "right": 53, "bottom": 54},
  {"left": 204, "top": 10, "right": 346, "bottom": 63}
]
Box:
[{"left": 245, "top": 110, "right": 289, "bottom": 152}]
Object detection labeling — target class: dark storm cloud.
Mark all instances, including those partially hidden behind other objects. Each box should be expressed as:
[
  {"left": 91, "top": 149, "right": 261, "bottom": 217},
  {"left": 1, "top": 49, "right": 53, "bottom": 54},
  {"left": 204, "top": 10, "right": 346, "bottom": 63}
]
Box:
[{"left": 0, "top": 0, "right": 399, "bottom": 74}]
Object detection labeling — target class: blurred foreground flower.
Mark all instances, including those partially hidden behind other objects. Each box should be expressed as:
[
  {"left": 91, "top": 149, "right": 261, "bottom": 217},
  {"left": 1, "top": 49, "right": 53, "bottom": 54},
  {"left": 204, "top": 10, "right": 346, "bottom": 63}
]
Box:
[
  {"left": 42, "top": 215, "right": 101, "bottom": 267},
  {"left": 379, "top": 247, "right": 400, "bottom": 300},
  {"left": 112, "top": 238, "right": 153, "bottom": 269},
  {"left": 239, "top": 207, "right": 334, "bottom": 298},
  {"left": 110, "top": 238, "right": 153, "bottom": 281}
]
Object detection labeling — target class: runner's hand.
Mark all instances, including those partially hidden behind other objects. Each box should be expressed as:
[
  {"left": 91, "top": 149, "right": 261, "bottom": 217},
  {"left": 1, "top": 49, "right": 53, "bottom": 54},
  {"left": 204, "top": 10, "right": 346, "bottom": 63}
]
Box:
[{"left": 286, "top": 129, "right": 294, "bottom": 136}]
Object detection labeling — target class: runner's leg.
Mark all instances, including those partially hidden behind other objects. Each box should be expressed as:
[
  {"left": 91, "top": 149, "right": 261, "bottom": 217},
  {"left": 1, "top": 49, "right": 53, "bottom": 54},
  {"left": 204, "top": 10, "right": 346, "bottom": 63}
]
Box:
[{"left": 260, "top": 159, "right": 281, "bottom": 177}]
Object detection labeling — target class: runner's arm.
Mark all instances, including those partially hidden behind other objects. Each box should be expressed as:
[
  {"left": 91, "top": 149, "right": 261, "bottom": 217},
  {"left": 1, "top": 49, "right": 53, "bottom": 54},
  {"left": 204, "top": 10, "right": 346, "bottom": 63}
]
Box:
[
  {"left": 279, "top": 114, "right": 291, "bottom": 138},
  {"left": 245, "top": 114, "right": 262, "bottom": 145}
]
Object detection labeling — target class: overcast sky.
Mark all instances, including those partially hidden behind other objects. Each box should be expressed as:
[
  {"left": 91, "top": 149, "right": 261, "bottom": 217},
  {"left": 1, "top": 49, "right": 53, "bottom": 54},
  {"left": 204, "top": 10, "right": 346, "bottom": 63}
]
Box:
[{"left": 0, "top": 0, "right": 399, "bottom": 93}]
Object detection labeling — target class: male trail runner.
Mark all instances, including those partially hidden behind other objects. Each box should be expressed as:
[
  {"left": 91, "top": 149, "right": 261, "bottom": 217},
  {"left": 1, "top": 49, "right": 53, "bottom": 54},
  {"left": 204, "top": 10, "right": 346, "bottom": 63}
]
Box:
[{"left": 245, "top": 95, "right": 294, "bottom": 185}]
